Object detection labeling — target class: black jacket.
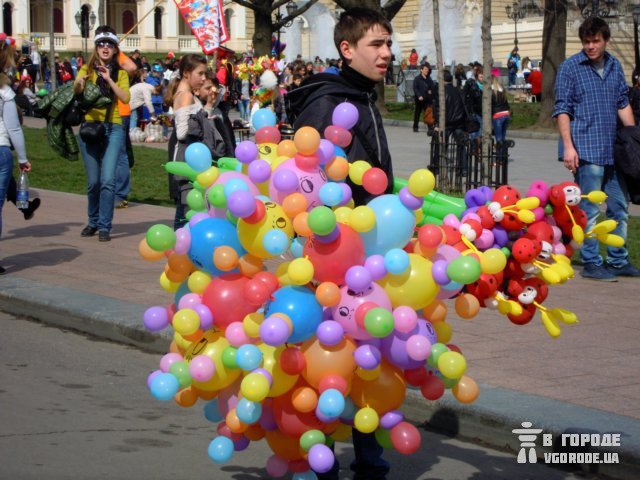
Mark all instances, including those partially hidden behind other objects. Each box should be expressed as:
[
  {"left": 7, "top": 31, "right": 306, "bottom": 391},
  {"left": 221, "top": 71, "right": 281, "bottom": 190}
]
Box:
[
  {"left": 491, "top": 89, "right": 510, "bottom": 115},
  {"left": 614, "top": 126, "right": 640, "bottom": 204},
  {"left": 286, "top": 69, "right": 394, "bottom": 206},
  {"left": 413, "top": 74, "right": 435, "bottom": 103},
  {"left": 463, "top": 79, "right": 482, "bottom": 116},
  {"left": 433, "top": 83, "right": 467, "bottom": 130}
]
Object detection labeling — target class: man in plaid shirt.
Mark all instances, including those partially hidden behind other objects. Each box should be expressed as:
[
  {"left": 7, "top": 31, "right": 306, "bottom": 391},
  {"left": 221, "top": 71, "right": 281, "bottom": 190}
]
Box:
[{"left": 554, "top": 17, "right": 640, "bottom": 281}]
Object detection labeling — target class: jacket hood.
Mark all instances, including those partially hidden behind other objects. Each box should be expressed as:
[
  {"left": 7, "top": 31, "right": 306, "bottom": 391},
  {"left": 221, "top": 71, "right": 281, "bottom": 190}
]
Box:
[{"left": 0, "top": 84, "right": 16, "bottom": 102}]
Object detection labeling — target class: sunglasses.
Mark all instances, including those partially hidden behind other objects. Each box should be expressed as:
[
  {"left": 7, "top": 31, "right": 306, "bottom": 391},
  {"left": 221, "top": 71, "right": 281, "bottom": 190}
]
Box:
[{"left": 96, "top": 42, "right": 116, "bottom": 49}]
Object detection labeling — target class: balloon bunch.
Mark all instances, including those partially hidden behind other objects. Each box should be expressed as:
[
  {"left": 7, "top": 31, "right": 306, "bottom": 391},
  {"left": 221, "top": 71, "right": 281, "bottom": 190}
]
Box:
[
  {"left": 141, "top": 103, "right": 593, "bottom": 477},
  {"left": 235, "top": 55, "right": 281, "bottom": 81}
]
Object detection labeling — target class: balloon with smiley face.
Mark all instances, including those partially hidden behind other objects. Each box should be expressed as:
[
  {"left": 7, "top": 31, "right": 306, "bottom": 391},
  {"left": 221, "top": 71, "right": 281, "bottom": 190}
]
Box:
[
  {"left": 237, "top": 199, "right": 294, "bottom": 259},
  {"left": 268, "top": 158, "right": 328, "bottom": 211}
]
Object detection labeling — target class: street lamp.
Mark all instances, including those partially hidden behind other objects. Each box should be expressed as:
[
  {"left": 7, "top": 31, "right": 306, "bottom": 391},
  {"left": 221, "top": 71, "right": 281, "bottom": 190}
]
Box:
[
  {"left": 274, "top": 0, "right": 297, "bottom": 53},
  {"left": 576, "top": 0, "right": 620, "bottom": 17},
  {"left": 74, "top": 8, "right": 97, "bottom": 57},
  {"left": 505, "top": 1, "right": 526, "bottom": 47},
  {"left": 632, "top": 0, "right": 640, "bottom": 75}
]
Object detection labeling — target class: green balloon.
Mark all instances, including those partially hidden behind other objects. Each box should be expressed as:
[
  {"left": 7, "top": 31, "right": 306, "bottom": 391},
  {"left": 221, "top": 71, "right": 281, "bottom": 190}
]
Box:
[
  {"left": 207, "top": 184, "right": 227, "bottom": 209},
  {"left": 169, "top": 361, "right": 192, "bottom": 389},
  {"left": 221, "top": 346, "right": 238, "bottom": 369},
  {"left": 307, "top": 206, "right": 337, "bottom": 236},
  {"left": 146, "top": 224, "right": 176, "bottom": 252},
  {"left": 427, "top": 343, "right": 449, "bottom": 369},
  {"left": 187, "top": 189, "right": 206, "bottom": 211},
  {"left": 374, "top": 428, "right": 393, "bottom": 449},
  {"left": 226, "top": 211, "right": 238, "bottom": 226},
  {"left": 364, "top": 308, "right": 394, "bottom": 338},
  {"left": 501, "top": 246, "right": 511, "bottom": 258},
  {"left": 446, "top": 256, "right": 481, "bottom": 285},
  {"left": 300, "top": 429, "right": 325, "bottom": 452},
  {"left": 218, "top": 157, "right": 241, "bottom": 171},
  {"left": 442, "top": 376, "right": 460, "bottom": 389},
  {"left": 164, "top": 161, "right": 197, "bottom": 179},
  {"left": 192, "top": 181, "right": 206, "bottom": 192},
  {"left": 37, "top": 88, "right": 49, "bottom": 97},
  {"left": 544, "top": 204, "right": 554, "bottom": 215}
]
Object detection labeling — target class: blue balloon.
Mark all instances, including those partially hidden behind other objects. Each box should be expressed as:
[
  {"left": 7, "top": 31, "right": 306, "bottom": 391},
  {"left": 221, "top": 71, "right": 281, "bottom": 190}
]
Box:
[
  {"left": 174, "top": 281, "right": 192, "bottom": 306},
  {"left": 293, "top": 471, "right": 318, "bottom": 480},
  {"left": 204, "top": 399, "right": 223, "bottom": 423},
  {"left": 188, "top": 218, "right": 246, "bottom": 275},
  {"left": 318, "top": 388, "right": 345, "bottom": 418},
  {"left": 185, "top": 142, "right": 212, "bottom": 173},
  {"left": 149, "top": 372, "right": 179, "bottom": 401},
  {"left": 208, "top": 436, "right": 234, "bottom": 463},
  {"left": 384, "top": 248, "right": 410, "bottom": 275},
  {"left": 265, "top": 286, "right": 323, "bottom": 343},
  {"left": 339, "top": 397, "right": 356, "bottom": 421},
  {"left": 223, "top": 178, "right": 250, "bottom": 197},
  {"left": 360, "top": 194, "right": 416, "bottom": 256},
  {"left": 333, "top": 145, "right": 346, "bottom": 158},
  {"left": 252, "top": 108, "right": 277, "bottom": 130},
  {"left": 236, "top": 397, "right": 262, "bottom": 424},
  {"left": 235, "top": 344, "right": 263, "bottom": 371},
  {"left": 263, "top": 229, "right": 289, "bottom": 256},
  {"left": 289, "top": 237, "right": 306, "bottom": 258},
  {"left": 319, "top": 182, "right": 344, "bottom": 207}
]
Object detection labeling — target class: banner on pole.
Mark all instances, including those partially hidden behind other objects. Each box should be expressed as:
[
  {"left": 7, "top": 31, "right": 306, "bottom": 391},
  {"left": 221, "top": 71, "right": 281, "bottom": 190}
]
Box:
[{"left": 174, "top": 0, "right": 229, "bottom": 54}]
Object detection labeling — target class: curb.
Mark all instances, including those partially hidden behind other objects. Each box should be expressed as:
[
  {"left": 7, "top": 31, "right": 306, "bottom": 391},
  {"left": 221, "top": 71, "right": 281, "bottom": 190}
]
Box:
[{"left": 1, "top": 274, "right": 638, "bottom": 478}]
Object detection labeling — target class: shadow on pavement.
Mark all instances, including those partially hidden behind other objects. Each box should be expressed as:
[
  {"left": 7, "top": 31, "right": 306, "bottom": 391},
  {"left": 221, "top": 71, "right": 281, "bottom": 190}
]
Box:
[
  {"left": 2, "top": 221, "right": 84, "bottom": 240},
  {"left": 1, "top": 248, "right": 82, "bottom": 273}
]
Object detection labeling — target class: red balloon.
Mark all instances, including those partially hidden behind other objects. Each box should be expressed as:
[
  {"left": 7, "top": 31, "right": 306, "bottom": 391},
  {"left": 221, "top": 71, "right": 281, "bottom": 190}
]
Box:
[
  {"left": 289, "top": 459, "right": 310, "bottom": 473},
  {"left": 446, "top": 344, "right": 462, "bottom": 354},
  {"left": 323, "top": 125, "right": 352, "bottom": 148},
  {"left": 280, "top": 347, "right": 306, "bottom": 375},
  {"left": 243, "top": 279, "right": 271, "bottom": 306},
  {"left": 404, "top": 366, "right": 428, "bottom": 387},
  {"left": 243, "top": 200, "right": 266, "bottom": 225},
  {"left": 492, "top": 185, "right": 522, "bottom": 207},
  {"left": 255, "top": 126, "right": 281, "bottom": 144},
  {"left": 354, "top": 301, "right": 378, "bottom": 329},
  {"left": 303, "top": 223, "right": 365, "bottom": 284},
  {"left": 253, "top": 271, "right": 280, "bottom": 295},
  {"left": 418, "top": 224, "right": 443, "bottom": 249},
  {"left": 362, "top": 167, "right": 388, "bottom": 195},
  {"left": 420, "top": 374, "right": 445, "bottom": 400},
  {"left": 217, "top": 421, "right": 243, "bottom": 441},
  {"left": 294, "top": 153, "right": 320, "bottom": 171},
  {"left": 390, "top": 421, "right": 421, "bottom": 455},
  {"left": 202, "top": 273, "right": 259, "bottom": 329},
  {"left": 272, "top": 385, "right": 338, "bottom": 438},
  {"left": 318, "top": 374, "right": 349, "bottom": 395}
]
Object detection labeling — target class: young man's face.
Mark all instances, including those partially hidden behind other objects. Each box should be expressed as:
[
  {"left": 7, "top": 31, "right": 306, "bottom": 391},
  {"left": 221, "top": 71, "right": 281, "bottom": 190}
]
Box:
[
  {"left": 340, "top": 24, "right": 392, "bottom": 82},
  {"left": 582, "top": 33, "right": 608, "bottom": 62}
]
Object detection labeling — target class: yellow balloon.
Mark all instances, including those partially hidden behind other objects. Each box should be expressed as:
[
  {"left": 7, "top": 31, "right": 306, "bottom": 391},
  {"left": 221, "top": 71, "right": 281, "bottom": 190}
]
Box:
[
  {"left": 288, "top": 257, "right": 314, "bottom": 285},
  {"left": 587, "top": 190, "right": 607, "bottom": 204},
  {"left": 432, "top": 321, "right": 452, "bottom": 344},
  {"left": 516, "top": 209, "right": 535, "bottom": 224},
  {"left": 334, "top": 206, "right": 352, "bottom": 224},
  {"left": 276, "top": 260, "right": 293, "bottom": 286},
  {"left": 159, "top": 272, "right": 180, "bottom": 292},
  {"left": 331, "top": 423, "right": 353, "bottom": 442},
  {"left": 243, "top": 312, "right": 264, "bottom": 338},
  {"left": 187, "top": 271, "right": 212, "bottom": 294},
  {"left": 354, "top": 407, "right": 379, "bottom": 434},
  {"left": 173, "top": 331, "right": 192, "bottom": 350},
  {"left": 414, "top": 208, "right": 424, "bottom": 224},
  {"left": 349, "top": 206, "right": 376, "bottom": 232},
  {"left": 173, "top": 308, "right": 200, "bottom": 336},
  {"left": 196, "top": 166, "right": 220, "bottom": 188},
  {"left": 257, "top": 142, "right": 280, "bottom": 165},
  {"left": 378, "top": 254, "right": 438, "bottom": 310},
  {"left": 241, "top": 372, "right": 270, "bottom": 402},
  {"left": 408, "top": 168, "right": 436, "bottom": 197},
  {"left": 571, "top": 225, "right": 585, "bottom": 244},
  {"left": 480, "top": 248, "right": 507, "bottom": 274},
  {"left": 437, "top": 351, "right": 467, "bottom": 379},
  {"left": 348, "top": 160, "right": 371, "bottom": 186},
  {"left": 185, "top": 331, "right": 241, "bottom": 391},
  {"left": 259, "top": 344, "right": 298, "bottom": 397},
  {"left": 515, "top": 197, "right": 540, "bottom": 210},
  {"left": 355, "top": 365, "right": 381, "bottom": 381},
  {"left": 237, "top": 200, "right": 294, "bottom": 258}
]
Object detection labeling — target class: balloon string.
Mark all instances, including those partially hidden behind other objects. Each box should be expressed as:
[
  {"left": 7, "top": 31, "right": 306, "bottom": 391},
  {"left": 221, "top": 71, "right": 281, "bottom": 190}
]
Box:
[
  {"left": 564, "top": 205, "right": 578, "bottom": 228},
  {"left": 460, "top": 236, "right": 478, "bottom": 253}
]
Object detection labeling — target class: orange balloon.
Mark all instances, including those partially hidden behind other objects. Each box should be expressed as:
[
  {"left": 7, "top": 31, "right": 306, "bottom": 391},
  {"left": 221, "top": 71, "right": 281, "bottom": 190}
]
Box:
[
  {"left": 301, "top": 337, "right": 357, "bottom": 389},
  {"left": 293, "top": 212, "right": 312, "bottom": 237},
  {"left": 414, "top": 242, "right": 437, "bottom": 259},
  {"left": 293, "top": 126, "right": 321, "bottom": 155},
  {"left": 423, "top": 300, "right": 447, "bottom": 323},
  {"left": 139, "top": 238, "right": 165, "bottom": 261},
  {"left": 182, "top": 329, "right": 204, "bottom": 342},
  {"left": 315, "top": 282, "right": 341, "bottom": 307},
  {"left": 174, "top": 387, "right": 198, "bottom": 407},
  {"left": 433, "top": 321, "right": 452, "bottom": 344},
  {"left": 214, "top": 246, "right": 239, "bottom": 271},
  {"left": 237, "top": 253, "right": 263, "bottom": 278},
  {"left": 350, "top": 360, "right": 406, "bottom": 413},
  {"left": 277, "top": 139, "right": 298, "bottom": 157},
  {"left": 452, "top": 375, "right": 479, "bottom": 404},
  {"left": 244, "top": 423, "right": 266, "bottom": 441},
  {"left": 168, "top": 253, "right": 195, "bottom": 275},
  {"left": 291, "top": 386, "right": 319, "bottom": 413},
  {"left": 226, "top": 408, "right": 249, "bottom": 433},
  {"left": 282, "top": 193, "right": 309, "bottom": 218},
  {"left": 265, "top": 429, "right": 304, "bottom": 461},
  {"left": 325, "top": 156, "right": 349, "bottom": 181},
  {"left": 164, "top": 266, "right": 189, "bottom": 283},
  {"left": 454, "top": 294, "right": 480, "bottom": 319},
  {"left": 192, "top": 386, "right": 218, "bottom": 400},
  {"left": 169, "top": 340, "right": 183, "bottom": 355}
]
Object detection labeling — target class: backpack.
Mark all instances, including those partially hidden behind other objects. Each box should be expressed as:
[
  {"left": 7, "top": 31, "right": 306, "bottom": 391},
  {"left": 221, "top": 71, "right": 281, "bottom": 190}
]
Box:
[{"left": 507, "top": 57, "right": 516, "bottom": 70}]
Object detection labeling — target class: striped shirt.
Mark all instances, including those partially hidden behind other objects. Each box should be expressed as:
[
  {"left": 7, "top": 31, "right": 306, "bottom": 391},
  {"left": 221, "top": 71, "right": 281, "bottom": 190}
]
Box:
[{"left": 552, "top": 50, "right": 629, "bottom": 165}]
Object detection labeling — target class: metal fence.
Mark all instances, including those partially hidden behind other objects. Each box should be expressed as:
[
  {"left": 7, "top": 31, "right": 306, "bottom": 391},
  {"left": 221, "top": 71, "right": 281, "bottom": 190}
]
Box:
[{"left": 427, "top": 130, "right": 513, "bottom": 194}]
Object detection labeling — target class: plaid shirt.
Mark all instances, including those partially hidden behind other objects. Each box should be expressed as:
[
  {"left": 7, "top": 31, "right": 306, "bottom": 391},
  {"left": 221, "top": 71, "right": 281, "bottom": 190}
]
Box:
[{"left": 553, "top": 50, "right": 629, "bottom": 165}]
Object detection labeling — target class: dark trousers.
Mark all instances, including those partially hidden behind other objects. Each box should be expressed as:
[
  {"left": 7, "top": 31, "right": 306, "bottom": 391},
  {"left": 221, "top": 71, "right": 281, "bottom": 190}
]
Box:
[
  {"left": 317, "top": 429, "right": 389, "bottom": 480},
  {"left": 413, "top": 99, "right": 427, "bottom": 129}
]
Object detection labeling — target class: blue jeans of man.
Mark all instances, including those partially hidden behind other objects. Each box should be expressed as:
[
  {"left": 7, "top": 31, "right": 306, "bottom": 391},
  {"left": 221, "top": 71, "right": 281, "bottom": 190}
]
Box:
[
  {"left": 238, "top": 99, "right": 250, "bottom": 121},
  {"left": 468, "top": 114, "right": 483, "bottom": 141},
  {"left": 130, "top": 108, "right": 139, "bottom": 131},
  {"left": 115, "top": 115, "right": 131, "bottom": 202},
  {"left": 0, "top": 146, "right": 13, "bottom": 238},
  {"left": 78, "top": 123, "right": 124, "bottom": 233},
  {"left": 575, "top": 161, "right": 629, "bottom": 268},
  {"left": 317, "top": 429, "right": 390, "bottom": 480},
  {"left": 492, "top": 115, "right": 510, "bottom": 142}
]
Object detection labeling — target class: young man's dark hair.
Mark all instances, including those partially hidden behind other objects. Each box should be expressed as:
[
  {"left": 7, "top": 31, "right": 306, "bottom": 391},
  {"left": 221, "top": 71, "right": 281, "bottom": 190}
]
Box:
[
  {"left": 333, "top": 8, "right": 393, "bottom": 60},
  {"left": 578, "top": 16, "right": 611, "bottom": 42}
]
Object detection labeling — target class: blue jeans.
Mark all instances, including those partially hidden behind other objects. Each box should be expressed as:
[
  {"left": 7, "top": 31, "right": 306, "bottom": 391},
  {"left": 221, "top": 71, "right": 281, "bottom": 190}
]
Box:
[
  {"left": 492, "top": 115, "right": 510, "bottom": 142},
  {"left": 469, "top": 114, "right": 483, "bottom": 141},
  {"left": 130, "top": 108, "right": 139, "bottom": 131},
  {"left": 0, "top": 146, "right": 13, "bottom": 238},
  {"left": 238, "top": 98, "right": 250, "bottom": 121},
  {"left": 78, "top": 123, "right": 124, "bottom": 232},
  {"left": 575, "top": 161, "right": 629, "bottom": 268},
  {"left": 317, "top": 430, "right": 390, "bottom": 480},
  {"left": 115, "top": 115, "right": 131, "bottom": 202}
]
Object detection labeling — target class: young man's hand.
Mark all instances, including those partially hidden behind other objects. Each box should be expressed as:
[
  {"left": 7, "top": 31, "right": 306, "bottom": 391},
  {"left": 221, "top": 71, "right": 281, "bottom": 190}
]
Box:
[{"left": 563, "top": 145, "right": 579, "bottom": 174}]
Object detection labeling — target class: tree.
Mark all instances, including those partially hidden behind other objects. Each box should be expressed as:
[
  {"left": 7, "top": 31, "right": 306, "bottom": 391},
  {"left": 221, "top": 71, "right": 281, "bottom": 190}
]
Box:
[
  {"left": 433, "top": 0, "right": 445, "bottom": 135},
  {"left": 535, "top": 0, "right": 568, "bottom": 129},
  {"left": 481, "top": 0, "right": 493, "bottom": 165},
  {"left": 232, "top": 0, "right": 320, "bottom": 57}
]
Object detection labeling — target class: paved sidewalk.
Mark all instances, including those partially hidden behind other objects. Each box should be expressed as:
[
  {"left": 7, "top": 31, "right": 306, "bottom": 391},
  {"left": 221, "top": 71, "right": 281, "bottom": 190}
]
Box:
[{"left": 3, "top": 115, "right": 638, "bottom": 478}]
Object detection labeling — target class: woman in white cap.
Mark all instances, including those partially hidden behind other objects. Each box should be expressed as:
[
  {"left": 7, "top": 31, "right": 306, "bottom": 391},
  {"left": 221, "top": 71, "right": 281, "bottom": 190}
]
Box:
[{"left": 74, "top": 25, "right": 130, "bottom": 242}]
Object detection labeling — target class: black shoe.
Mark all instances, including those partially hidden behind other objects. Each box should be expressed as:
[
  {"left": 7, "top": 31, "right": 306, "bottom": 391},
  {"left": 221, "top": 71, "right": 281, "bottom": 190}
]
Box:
[
  {"left": 413, "top": 127, "right": 419, "bottom": 132},
  {"left": 21, "top": 197, "right": 41, "bottom": 220},
  {"left": 606, "top": 262, "right": 640, "bottom": 277},
  {"left": 98, "top": 231, "right": 111, "bottom": 242},
  {"left": 81, "top": 225, "right": 98, "bottom": 237},
  {"left": 581, "top": 263, "right": 618, "bottom": 282},
  {"left": 0, "top": 266, "right": 6, "bottom": 275}
]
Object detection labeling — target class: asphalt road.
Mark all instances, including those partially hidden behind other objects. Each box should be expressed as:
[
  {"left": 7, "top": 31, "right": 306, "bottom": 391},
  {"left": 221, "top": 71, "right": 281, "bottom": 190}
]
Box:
[{"left": 0, "top": 312, "right": 584, "bottom": 480}]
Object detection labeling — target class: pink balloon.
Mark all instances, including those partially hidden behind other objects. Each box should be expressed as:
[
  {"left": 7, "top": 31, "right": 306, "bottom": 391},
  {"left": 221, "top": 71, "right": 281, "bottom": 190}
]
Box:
[
  {"left": 225, "top": 321, "right": 252, "bottom": 347},
  {"left": 173, "top": 227, "right": 191, "bottom": 255},
  {"left": 266, "top": 455, "right": 289, "bottom": 477},
  {"left": 406, "top": 334, "right": 432, "bottom": 361},
  {"left": 188, "top": 354, "right": 216, "bottom": 382},
  {"left": 268, "top": 158, "right": 328, "bottom": 210},
  {"left": 177, "top": 293, "right": 202, "bottom": 310},
  {"left": 159, "top": 352, "right": 183, "bottom": 372},
  {"left": 474, "top": 229, "right": 495, "bottom": 250},
  {"left": 393, "top": 306, "right": 418, "bottom": 333},
  {"left": 330, "top": 283, "right": 392, "bottom": 340}
]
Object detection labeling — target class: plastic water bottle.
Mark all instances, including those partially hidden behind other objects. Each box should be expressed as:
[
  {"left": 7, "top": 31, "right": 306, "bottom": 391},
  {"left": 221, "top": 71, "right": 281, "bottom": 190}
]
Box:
[{"left": 16, "top": 170, "right": 29, "bottom": 209}]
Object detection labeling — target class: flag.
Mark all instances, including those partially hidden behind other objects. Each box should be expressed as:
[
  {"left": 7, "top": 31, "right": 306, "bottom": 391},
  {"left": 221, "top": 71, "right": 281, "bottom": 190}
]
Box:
[{"left": 174, "top": 0, "right": 229, "bottom": 54}]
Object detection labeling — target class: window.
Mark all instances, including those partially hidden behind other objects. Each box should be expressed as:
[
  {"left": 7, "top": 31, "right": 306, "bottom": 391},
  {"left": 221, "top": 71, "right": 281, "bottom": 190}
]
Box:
[
  {"left": 154, "top": 7, "right": 162, "bottom": 39},
  {"left": 224, "top": 8, "right": 233, "bottom": 36},
  {"left": 53, "top": 7, "right": 63, "bottom": 33},
  {"left": 122, "top": 9, "right": 134, "bottom": 34},
  {"left": 2, "top": 2, "right": 12, "bottom": 36}
]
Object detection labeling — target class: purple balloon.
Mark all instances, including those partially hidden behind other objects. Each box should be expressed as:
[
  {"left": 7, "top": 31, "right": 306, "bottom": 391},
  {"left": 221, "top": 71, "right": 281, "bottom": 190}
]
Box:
[
  {"left": 493, "top": 225, "right": 509, "bottom": 247},
  {"left": 235, "top": 140, "right": 259, "bottom": 164},
  {"left": 315, "top": 407, "right": 338, "bottom": 424},
  {"left": 147, "top": 369, "right": 162, "bottom": 388},
  {"left": 432, "top": 259, "right": 450, "bottom": 285},
  {"left": 338, "top": 182, "right": 353, "bottom": 206},
  {"left": 332, "top": 102, "right": 359, "bottom": 130},
  {"left": 364, "top": 254, "right": 387, "bottom": 280},
  {"left": 380, "top": 319, "right": 435, "bottom": 370},
  {"left": 309, "top": 443, "right": 335, "bottom": 474},
  {"left": 353, "top": 344, "right": 381, "bottom": 369},
  {"left": 143, "top": 306, "right": 169, "bottom": 332},
  {"left": 398, "top": 186, "right": 423, "bottom": 210},
  {"left": 260, "top": 316, "right": 290, "bottom": 346},
  {"left": 247, "top": 159, "right": 272, "bottom": 184},
  {"left": 233, "top": 435, "right": 250, "bottom": 452},
  {"left": 227, "top": 190, "right": 256, "bottom": 218},
  {"left": 317, "top": 139, "right": 336, "bottom": 165},
  {"left": 272, "top": 168, "right": 299, "bottom": 193},
  {"left": 316, "top": 320, "right": 345, "bottom": 346},
  {"left": 259, "top": 402, "right": 277, "bottom": 431},
  {"left": 314, "top": 226, "right": 340, "bottom": 244},
  {"left": 345, "top": 265, "right": 372, "bottom": 292},
  {"left": 464, "top": 188, "right": 488, "bottom": 208},
  {"left": 192, "top": 303, "right": 214, "bottom": 330},
  {"left": 380, "top": 410, "right": 404, "bottom": 429}
]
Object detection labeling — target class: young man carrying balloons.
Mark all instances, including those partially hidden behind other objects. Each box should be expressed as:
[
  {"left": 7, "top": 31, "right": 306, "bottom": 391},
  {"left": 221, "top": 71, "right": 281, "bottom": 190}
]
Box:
[{"left": 286, "top": 8, "right": 396, "bottom": 480}]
